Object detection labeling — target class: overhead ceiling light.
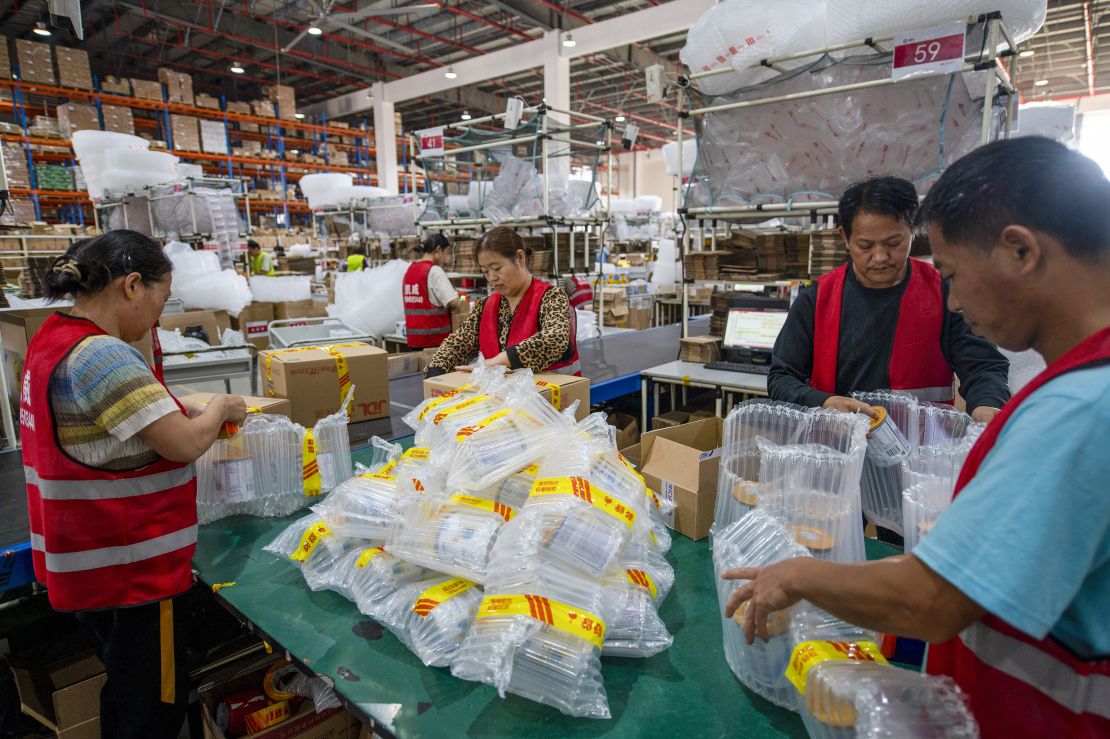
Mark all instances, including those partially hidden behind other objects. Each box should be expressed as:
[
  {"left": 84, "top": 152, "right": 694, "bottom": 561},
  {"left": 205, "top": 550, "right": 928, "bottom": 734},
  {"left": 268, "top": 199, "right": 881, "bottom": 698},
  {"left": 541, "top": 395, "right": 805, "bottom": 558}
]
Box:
[
  {"left": 562, "top": 32, "right": 576, "bottom": 48},
  {"left": 289, "top": 149, "right": 300, "bottom": 155},
  {"left": 461, "top": 110, "right": 472, "bottom": 121},
  {"left": 595, "top": 140, "right": 604, "bottom": 146},
  {"left": 615, "top": 114, "right": 626, "bottom": 122},
  {"left": 307, "top": 23, "right": 323, "bottom": 36},
  {"left": 229, "top": 60, "right": 245, "bottom": 74},
  {"left": 1034, "top": 78, "right": 1049, "bottom": 86},
  {"left": 33, "top": 21, "right": 52, "bottom": 36},
  {"left": 444, "top": 66, "right": 458, "bottom": 79},
  {"left": 1019, "top": 49, "right": 1035, "bottom": 58},
  {"left": 294, "top": 112, "right": 306, "bottom": 119}
]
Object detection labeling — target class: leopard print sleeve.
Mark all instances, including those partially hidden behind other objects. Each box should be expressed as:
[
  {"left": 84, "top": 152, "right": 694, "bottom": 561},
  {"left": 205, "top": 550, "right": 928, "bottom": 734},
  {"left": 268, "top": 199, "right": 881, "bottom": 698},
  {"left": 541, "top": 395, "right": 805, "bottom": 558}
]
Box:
[{"left": 509, "top": 287, "right": 572, "bottom": 371}]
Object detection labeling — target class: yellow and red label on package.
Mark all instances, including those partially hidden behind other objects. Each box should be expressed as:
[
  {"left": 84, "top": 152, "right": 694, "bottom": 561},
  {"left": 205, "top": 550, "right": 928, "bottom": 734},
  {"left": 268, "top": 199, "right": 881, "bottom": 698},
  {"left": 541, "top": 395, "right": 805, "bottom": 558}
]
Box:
[
  {"left": 450, "top": 494, "right": 515, "bottom": 522},
  {"left": 477, "top": 593, "right": 606, "bottom": 650},
  {"left": 412, "top": 578, "right": 475, "bottom": 617},
  {"left": 290, "top": 521, "right": 331, "bottom": 562},
  {"left": 786, "top": 640, "right": 888, "bottom": 694},
  {"left": 529, "top": 476, "right": 637, "bottom": 528}
]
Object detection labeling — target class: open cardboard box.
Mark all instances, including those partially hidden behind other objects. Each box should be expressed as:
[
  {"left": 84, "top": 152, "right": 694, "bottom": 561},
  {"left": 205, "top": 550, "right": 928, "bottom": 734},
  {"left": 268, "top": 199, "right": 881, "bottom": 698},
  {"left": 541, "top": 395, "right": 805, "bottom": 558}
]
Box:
[
  {"left": 160, "top": 309, "right": 231, "bottom": 346},
  {"left": 232, "top": 302, "right": 276, "bottom": 350},
  {"left": 9, "top": 651, "right": 106, "bottom": 739},
  {"left": 638, "top": 417, "right": 723, "bottom": 540}
]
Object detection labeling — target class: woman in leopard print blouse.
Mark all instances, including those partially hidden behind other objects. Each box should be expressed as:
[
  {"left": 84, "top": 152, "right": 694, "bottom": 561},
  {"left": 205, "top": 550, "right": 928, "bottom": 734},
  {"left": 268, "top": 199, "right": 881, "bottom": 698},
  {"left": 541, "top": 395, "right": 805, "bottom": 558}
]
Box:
[{"left": 425, "top": 227, "right": 578, "bottom": 377}]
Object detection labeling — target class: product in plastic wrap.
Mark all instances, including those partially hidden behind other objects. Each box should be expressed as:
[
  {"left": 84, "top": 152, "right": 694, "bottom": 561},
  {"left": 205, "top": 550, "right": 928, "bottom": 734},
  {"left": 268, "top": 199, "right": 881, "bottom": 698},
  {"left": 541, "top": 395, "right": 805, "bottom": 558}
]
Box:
[
  {"left": 347, "top": 546, "right": 429, "bottom": 620},
  {"left": 824, "top": 0, "right": 1045, "bottom": 47},
  {"left": 377, "top": 575, "right": 483, "bottom": 667},
  {"left": 250, "top": 275, "right": 312, "bottom": 303},
  {"left": 388, "top": 494, "right": 515, "bottom": 584},
  {"left": 900, "top": 475, "right": 952, "bottom": 553},
  {"left": 300, "top": 534, "right": 363, "bottom": 595},
  {"left": 308, "top": 403, "right": 354, "bottom": 496},
  {"left": 451, "top": 572, "right": 611, "bottom": 719},
  {"left": 312, "top": 474, "right": 405, "bottom": 541},
  {"left": 600, "top": 540, "right": 675, "bottom": 658},
  {"left": 713, "top": 509, "right": 811, "bottom": 709},
  {"left": 196, "top": 413, "right": 306, "bottom": 524},
  {"left": 327, "top": 260, "right": 409, "bottom": 338},
  {"left": 852, "top": 391, "right": 920, "bottom": 533}
]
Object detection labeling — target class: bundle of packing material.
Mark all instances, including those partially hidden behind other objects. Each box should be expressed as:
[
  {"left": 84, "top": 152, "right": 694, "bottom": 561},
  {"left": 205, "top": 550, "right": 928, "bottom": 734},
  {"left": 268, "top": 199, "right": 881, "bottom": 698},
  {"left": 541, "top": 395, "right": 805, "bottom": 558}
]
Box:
[{"left": 328, "top": 259, "right": 409, "bottom": 337}]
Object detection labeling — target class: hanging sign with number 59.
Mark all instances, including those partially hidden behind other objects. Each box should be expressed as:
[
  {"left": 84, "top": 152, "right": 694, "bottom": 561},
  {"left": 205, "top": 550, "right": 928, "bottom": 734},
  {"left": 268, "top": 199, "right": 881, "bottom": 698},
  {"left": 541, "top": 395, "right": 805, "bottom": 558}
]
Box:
[{"left": 891, "top": 21, "right": 966, "bottom": 81}]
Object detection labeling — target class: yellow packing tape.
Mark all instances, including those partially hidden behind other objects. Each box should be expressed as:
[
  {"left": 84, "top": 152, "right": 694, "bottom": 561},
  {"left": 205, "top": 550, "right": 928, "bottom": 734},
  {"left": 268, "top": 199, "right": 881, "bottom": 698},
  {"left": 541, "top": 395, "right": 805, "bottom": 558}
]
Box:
[
  {"left": 402, "top": 446, "right": 430, "bottom": 460},
  {"left": 477, "top": 593, "right": 606, "bottom": 650},
  {"left": 263, "top": 343, "right": 364, "bottom": 408},
  {"left": 625, "top": 568, "right": 658, "bottom": 598},
  {"left": 534, "top": 380, "right": 561, "bottom": 408},
  {"left": 432, "top": 394, "right": 490, "bottom": 426},
  {"left": 290, "top": 521, "right": 330, "bottom": 562},
  {"left": 302, "top": 429, "right": 322, "bottom": 496},
  {"left": 412, "top": 578, "right": 475, "bottom": 617},
  {"left": 455, "top": 408, "right": 510, "bottom": 442},
  {"left": 529, "top": 476, "right": 637, "bottom": 528},
  {"left": 417, "top": 384, "right": 475, "bottom": 422},
  {"left": 450, "top": 494, "right": 515, "bottom": 522},
  {"left": 785, "top": 640, "right": 888, "bottom": 694},
  {"left": 375, "top": 460, "right": 398, "bottom": 476},
  {"left": 355, "top": 547, "right": 386, "bottom": 568}
]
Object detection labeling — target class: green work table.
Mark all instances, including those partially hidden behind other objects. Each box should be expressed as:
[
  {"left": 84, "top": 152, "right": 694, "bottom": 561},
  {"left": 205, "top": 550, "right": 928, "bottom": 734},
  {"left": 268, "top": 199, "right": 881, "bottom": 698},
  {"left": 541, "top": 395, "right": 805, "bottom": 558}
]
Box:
[{"left": 193, "top": 509, "right": 898, "bottom": 738}]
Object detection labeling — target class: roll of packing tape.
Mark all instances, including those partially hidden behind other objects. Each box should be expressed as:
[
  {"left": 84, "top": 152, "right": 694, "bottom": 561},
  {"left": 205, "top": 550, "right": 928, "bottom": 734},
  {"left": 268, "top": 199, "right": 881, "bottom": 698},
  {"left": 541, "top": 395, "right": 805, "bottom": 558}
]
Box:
[
  {"left": 787, "top": 524, "right": 835, "bottom": 554},
  {"left": 731, "top": 481, "right": 761, "bottom": 506},
  {"left": 217, "top": 689, "right": 268, "bottom": 738},
  {"left": 263, "top": 661, "right": 299, "bottom": 702},
  {"left": 731, "top": 599, "right": 789, "bottom": 636}
]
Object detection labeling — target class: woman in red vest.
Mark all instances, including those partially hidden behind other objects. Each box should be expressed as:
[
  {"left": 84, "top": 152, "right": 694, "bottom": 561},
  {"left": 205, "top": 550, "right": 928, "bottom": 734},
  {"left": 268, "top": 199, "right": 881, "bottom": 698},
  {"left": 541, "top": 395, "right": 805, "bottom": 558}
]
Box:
[
  {"left": 22, "top": 230, "right": 246, "bottom": 738},
  {"left": 425, "top": 226, "right": 579, "bottom": 376},
  {"left": 721, "top": 138, "right": 1110, "bottom": 737},
  {"left": 768, "top": 175, "right": 1010, "bottom": 424},
  {"left": 403, "top": 233, "right": 460, "bottom": 349}
]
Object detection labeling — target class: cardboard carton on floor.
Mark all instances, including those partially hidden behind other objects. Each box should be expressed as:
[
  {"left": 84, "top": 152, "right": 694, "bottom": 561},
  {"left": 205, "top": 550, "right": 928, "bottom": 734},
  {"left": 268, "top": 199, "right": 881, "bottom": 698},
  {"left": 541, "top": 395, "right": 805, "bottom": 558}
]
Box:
[
  {"left": 178, "top": 392, "right": 291, "bottom": 418},
  {"left": 607, "top": 411, "right": 640, "bottom": 450},
  {"left": 639, "top": 417, "right": 724, "bottom": 540},
  {"left": 259, "top": 343, "right": 389, "bottom": 427},
  {"left": 9, "top": 651, "right": 105, "bottom": 739},
  {"left": 423, "top": 370, "right": 590, "bottom": 421},
  {"left": 159, "top": 309, "right": 231, "bottom": 346},
  {"left": 651, "top": 410, "right": 690, "bottom": 430},
  {"left": 231, "top": 302, "right": 276, "bottom": 350}
]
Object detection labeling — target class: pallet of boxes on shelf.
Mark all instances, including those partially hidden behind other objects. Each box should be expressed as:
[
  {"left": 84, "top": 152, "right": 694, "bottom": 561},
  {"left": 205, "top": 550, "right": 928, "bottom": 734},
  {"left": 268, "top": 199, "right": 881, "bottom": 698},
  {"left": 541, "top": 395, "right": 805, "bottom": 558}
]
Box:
[
  {"left": 157, "top": 67, "right": 194, "bottom": 106},
  {"left": 99, "top": 76, "right": 131, "bottom": 96},
  {"left": 55, "top": 46, "right": 93, "bottom": 91},
  {"left": 14, "top": 39, "right": 54, "bottom": 85}
]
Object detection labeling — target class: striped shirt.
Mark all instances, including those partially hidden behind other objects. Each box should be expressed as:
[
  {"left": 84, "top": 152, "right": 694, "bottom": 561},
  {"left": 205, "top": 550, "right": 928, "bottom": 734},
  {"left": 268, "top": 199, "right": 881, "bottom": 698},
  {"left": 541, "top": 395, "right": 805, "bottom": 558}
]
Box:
[
  {"left": 50, "top": 336, "right": 180, "bottom": 470},
  {"left": 426, "top": 264, "right": 458, "bottom": 308}
]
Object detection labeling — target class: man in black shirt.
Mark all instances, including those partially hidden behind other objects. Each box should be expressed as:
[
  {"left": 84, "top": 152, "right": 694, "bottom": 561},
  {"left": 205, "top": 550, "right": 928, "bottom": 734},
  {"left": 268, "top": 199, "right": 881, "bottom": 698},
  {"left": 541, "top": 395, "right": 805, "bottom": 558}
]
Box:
[{"left": 768, "top": 176, "right": 1010, "bottom": 422}]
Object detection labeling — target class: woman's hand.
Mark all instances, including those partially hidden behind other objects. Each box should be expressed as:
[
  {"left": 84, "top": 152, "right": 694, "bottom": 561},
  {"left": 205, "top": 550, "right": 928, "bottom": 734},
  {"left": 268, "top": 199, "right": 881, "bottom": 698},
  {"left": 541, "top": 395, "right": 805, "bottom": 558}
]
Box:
[
  {"left": 821, "top": 395, "right": 879, "bottom": 418},
  {"left": 220, "top": 395, "right": 248, "bottom": 424}
]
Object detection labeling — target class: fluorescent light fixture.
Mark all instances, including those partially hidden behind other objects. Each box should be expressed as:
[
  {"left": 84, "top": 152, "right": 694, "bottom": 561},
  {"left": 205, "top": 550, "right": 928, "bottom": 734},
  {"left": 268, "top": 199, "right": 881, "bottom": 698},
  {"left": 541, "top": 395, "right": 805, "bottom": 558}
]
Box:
[
  {"left": 33, "top": 21, "right": 52, "bottom": 36},
  {"left": 563, "top": 32, "right": 576, "bottom": 48},
  {"left": 230, "top": 61, "right": 245, "bottom": 74},
  {"left": 307, "top": 24, "right": 323, "bottom": 36},
  {"left": 1034, "top": 79, "right": 1049, "bottom": 86},
  {"left": 289, "top": 149, "right": 299, "bottom": 155},
  {"left": 294, "top": 112, "right": 306, "bottom": 119},
  {"left": 444, "top": 66, "right": 458, "bottom": 79},
  {"left": 615, "top": 114, "right": 626, "bottom": 122},
  {"left": 596, "top": 140, "right": 604, "bottom": 146},
  {"left": 461, "top": 110, "right": 472, "bottom": 121},
  {"left": 1019, "top": 49, "right": 1035, "bottom": 58}
]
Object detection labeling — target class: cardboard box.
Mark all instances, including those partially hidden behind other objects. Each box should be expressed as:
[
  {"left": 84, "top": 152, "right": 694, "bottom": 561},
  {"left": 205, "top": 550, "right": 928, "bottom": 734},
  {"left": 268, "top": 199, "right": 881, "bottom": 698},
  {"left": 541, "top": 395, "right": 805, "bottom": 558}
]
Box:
[
  {"left": 9, "top": 651, "right": 106, "bottom": 737},
  {"left": 259, "top": 343, "right": 389, "bottom": 427},
  {"left": 14, "top": 39, "right": 54, "bottom": 85},
  {"left": 387, "top": 351, "right": 425, "bottom": 378},
  {"left": 100, "top": 76, "right": 131, "bottom": 95},
  {"left": 195, "top": 92, "right": 221, "bottom": 110},
  {"left": 0, "top": 38, "right": 11, "bottom": 80},
  {"left": 56, "top": 103, "right": 100, "bottom": 138},
  {"left": 639, "top": 417, "right": 723, "bottom": 540},
  {"left": 627, "top": 307, "right": 652, "bottom": 331},
  {"left": 608, "top": 411, "right": 640, "bottom": 450},
  {"left": 157, "top": 67, "right": 194, "bottom": 105},
  {"left": 130, "top": 78, "right": 164, "bottom": 102},
  {"left": 200, "top": 119, "right": 229, "bottom": 155},
  {"left": 178, "top": 392, "right": 291, "bottom": 418},
  {"left": 231, "top": 302, "right": 275, "bottom": 350},
  {"left": 651, "top": 410, "right": 691, "bottom": 430},
  {"left": 422, "top": 371, "right": 590, "bottom": 421},
  {"left": 273, "top": 299, "right": 327, "bottom": 321},
  {"left": 55, "top": 46, "right": 93, "bottom": 90},
  {"left": 170, "top": 114, "right": 201, "bottom": 152},
  {"left": 159, "top": 309, "right": 231, "bottom": 346},
  {"left": 679, "top": 335, "right": 721, "bottom": 364},
  {"left": 101, "top": 105, "right": 135, "bottom": 135}
]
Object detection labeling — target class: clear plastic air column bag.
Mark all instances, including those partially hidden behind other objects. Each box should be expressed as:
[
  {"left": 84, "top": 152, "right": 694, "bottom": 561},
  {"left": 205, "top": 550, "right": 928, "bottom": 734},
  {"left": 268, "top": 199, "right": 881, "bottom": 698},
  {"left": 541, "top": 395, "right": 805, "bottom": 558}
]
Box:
[
  {"left": 600, "top": 541, "right": 675, "bottom": 658},
  {"left": 377, "top": 575, "right": 483, "bottom": 667},
  {"left": 852, "top": 391, "right": 921, "bottom": 533},
  {"left": 311, "top": 474, "right": 405, "bottom": 542},
  {"left": 309, "top": 396, "right": 356, "bottom": 495},
  {"left": 347, "top": 546, "right": 429, "bottom": 620}
]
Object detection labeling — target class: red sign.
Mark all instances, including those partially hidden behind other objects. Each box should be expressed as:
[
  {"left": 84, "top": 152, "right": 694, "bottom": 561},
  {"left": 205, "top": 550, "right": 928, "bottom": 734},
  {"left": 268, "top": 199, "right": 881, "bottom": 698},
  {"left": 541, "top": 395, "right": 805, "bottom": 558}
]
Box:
[
  {"left": 891, "top": 22, "right": 966, "bottom": 81},
  {"left": 418, "top": 126, "right": 445, "bottom": 157}
]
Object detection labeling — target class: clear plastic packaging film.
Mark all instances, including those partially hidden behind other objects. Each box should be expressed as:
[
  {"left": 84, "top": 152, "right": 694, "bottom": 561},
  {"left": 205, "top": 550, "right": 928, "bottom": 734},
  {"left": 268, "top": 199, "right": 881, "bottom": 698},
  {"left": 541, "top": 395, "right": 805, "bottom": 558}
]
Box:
[
  {"left": 388, "top": 496, "right": 514, "bottom": 584},
  {"left": 713, "top": 509, "right": 811, "bottom": 709},
  {"left": 600, "top": 544, "right": 675, "bottom": 658},
  {"left": 262, "top": 513, "right": 323, "bottom": 568},
  {"left": 347, "top": 546, "right": 429, "bottom": 621},
  {"left": 451, "top": 581, "right": 611, "bottom": 719},
  {"left": 300, "top": 534, "right": 362, "bottom": 596},
  {"left": 900, "top": 475, "right": 955, "bottom": 553},
  {"left": 377, "top": 575, "right": 483, "bottom": 668},
  {"left": 311, "top": 474, "right": 404, "bottom": 542},
  {"left": 311, "top": 409, "right": 355, "bottom": 496}
]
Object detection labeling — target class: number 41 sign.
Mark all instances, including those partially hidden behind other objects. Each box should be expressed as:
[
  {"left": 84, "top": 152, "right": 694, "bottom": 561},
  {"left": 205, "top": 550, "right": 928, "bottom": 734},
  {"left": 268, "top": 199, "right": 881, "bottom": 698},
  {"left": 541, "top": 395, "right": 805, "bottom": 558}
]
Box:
[{"left": 891, "top": 21, "right": 966, "bottom": 81}]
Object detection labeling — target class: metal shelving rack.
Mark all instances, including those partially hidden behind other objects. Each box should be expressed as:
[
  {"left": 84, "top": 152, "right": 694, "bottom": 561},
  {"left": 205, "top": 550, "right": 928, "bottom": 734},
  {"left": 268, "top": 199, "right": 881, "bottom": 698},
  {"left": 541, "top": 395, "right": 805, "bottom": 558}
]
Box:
[{"left": 671, "top": 11, "right": 1019, "bottom": 338}]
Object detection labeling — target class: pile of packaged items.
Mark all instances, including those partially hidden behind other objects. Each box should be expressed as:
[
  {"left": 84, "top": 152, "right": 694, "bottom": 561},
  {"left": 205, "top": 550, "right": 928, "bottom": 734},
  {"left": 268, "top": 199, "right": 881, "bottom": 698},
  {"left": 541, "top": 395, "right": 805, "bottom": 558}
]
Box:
[
  {"left": 713, "top": 509, "right": 980, "bottom": 737},
  {"left": 850, "top": 391, "right": 983, "bottom": 548},
  {"left": 262, "top": 366, "right": 676, "bottom": 718},
  {"left": 195, "top": 392, "right": 355, "bottom": 524}
]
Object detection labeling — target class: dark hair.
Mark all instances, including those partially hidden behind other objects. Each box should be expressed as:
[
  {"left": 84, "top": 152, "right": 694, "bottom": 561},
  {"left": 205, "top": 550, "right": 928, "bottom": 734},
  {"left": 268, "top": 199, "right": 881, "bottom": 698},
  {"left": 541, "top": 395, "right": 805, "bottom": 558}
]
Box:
[
  {"left": 45, "top": 230, "right": 172, "bottom": 302},
  {"left": 475, "top": 226, "right": 532, "bottom": 260},
  {"left": 420, "top": 233, "right": 450, "bottom": 253},
  {"left": 247, "top": 239, "right": 261, "bottom": 251},
  {"left": 839, "top": 176, "right": 919, "bottom": 239},
  {"left": 917, "top": 136, "right": 1110, "bottom": 262}
]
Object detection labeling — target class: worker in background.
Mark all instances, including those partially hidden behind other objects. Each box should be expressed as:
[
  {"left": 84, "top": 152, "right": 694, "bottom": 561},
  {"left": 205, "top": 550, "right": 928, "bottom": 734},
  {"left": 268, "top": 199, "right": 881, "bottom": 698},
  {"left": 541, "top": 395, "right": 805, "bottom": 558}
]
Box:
[
  {"left": 345, "top": 245, "right": 368, "bottom": 272},
  {"left": 723, "top": 137, "right": 1110, "bottom": 737},
  {"left": 425, "top": 226, "right": 579, "bottom": 376},
  {"left": 246, "top": 239, "right": 276, "bottom": 276},
  {"left": 22, "top": 230, "right": 246, "bottom": 738},
  {"left": 768, "top": 175, "right": 1011, "bottom": 420},
  {"left": 403, "top": 233, "right": 460, "bottom": 349},
  {"left": 561, "top": 272, "right": 594, "bottom": 311}
]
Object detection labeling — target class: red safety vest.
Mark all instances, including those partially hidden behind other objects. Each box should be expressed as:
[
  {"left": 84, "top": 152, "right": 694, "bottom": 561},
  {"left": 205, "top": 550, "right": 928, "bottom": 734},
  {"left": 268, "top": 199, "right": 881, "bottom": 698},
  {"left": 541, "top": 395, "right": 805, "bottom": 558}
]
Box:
[
  {"left": 567, "top": 276, "right": 594, "bottom": 310},
  {"left": 812, "top": 259, "right": 954, "bottom": 402},
  {"left": 479, "top": 278, "right": 581, "bottom": 375},
  {"left": 403, "top": 261, "right": 453, "bottom": 348},
  {"left": 21, "top": 314, "right": 197, "bottom": 612},
  {"left": 150, "top": 325, "right": 165, "bottom": 383},
  {"left": 926, "top": 326, "right": 1110, "bottom": 737}
]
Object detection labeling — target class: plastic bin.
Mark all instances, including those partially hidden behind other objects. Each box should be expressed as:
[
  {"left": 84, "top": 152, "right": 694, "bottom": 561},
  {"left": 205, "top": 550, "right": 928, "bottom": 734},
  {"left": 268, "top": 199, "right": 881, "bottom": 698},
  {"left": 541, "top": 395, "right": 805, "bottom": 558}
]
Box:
[{"left": 267, "top": 317, "right": 374, "bottom": 349}]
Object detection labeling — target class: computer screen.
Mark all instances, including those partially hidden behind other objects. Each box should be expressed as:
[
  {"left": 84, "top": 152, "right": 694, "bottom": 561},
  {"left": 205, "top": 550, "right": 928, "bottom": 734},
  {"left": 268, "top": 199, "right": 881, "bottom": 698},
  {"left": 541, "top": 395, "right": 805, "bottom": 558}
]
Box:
[{"left": 723, "top": 309, "right": 788, "bottom": 350}]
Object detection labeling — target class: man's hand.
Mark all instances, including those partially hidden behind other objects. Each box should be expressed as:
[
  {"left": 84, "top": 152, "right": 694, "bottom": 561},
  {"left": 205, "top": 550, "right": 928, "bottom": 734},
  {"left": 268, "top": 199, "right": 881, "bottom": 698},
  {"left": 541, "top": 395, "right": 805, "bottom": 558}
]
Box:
[
  {"left": 821, "top": 395, "right": 879, "bottom": 418},
  {"left": 722, "top": 560, "right": 808, "bottom": 644},
  {"left": 971, "top": 406, "right": 1001, "bottom": 424}
]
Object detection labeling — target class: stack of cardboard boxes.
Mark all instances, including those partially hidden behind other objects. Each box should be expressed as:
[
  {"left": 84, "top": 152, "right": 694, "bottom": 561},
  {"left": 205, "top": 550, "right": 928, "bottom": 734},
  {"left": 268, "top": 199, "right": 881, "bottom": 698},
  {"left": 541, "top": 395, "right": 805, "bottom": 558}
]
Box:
[
  {"left": 595, "top": 286, "right": 628, "bottom": 327},
  {"left": 101, "top": 105, "right": 134, "bottom": 135},
  {"left": 99, "top": 76, "right": 130, "bottom": 95},
  {"left": 200, "top": 119, "right": 228, "bottom": 154},
  {"left": 14, "top": 39, "right": 54, "bottom": 85},
  {"left": 55, "top": 46, "right": 93, "bottom": 90},
  {"left": 157, "top": 67, "right": 194, "bottom": 105},
  {"left": 679, "top": 335, "right": 721, "bottom": 363},
  {"left": 55, "top": 102, "right": 99, "bottom": 138},
  {"left": 265, "top": 84, "right": 297, "bottom": 120},
  {"left": 170, "top": 114, "right": 201, "bottom": 152},
  {"left": 130, "top": 77, "right": 164, "bottom": 102},
  {"left": 0, "top": 38, "right": 11, "bottom": 81},
  {"left": 194, "top": 92, "right": 221, "bottom": 110}
]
